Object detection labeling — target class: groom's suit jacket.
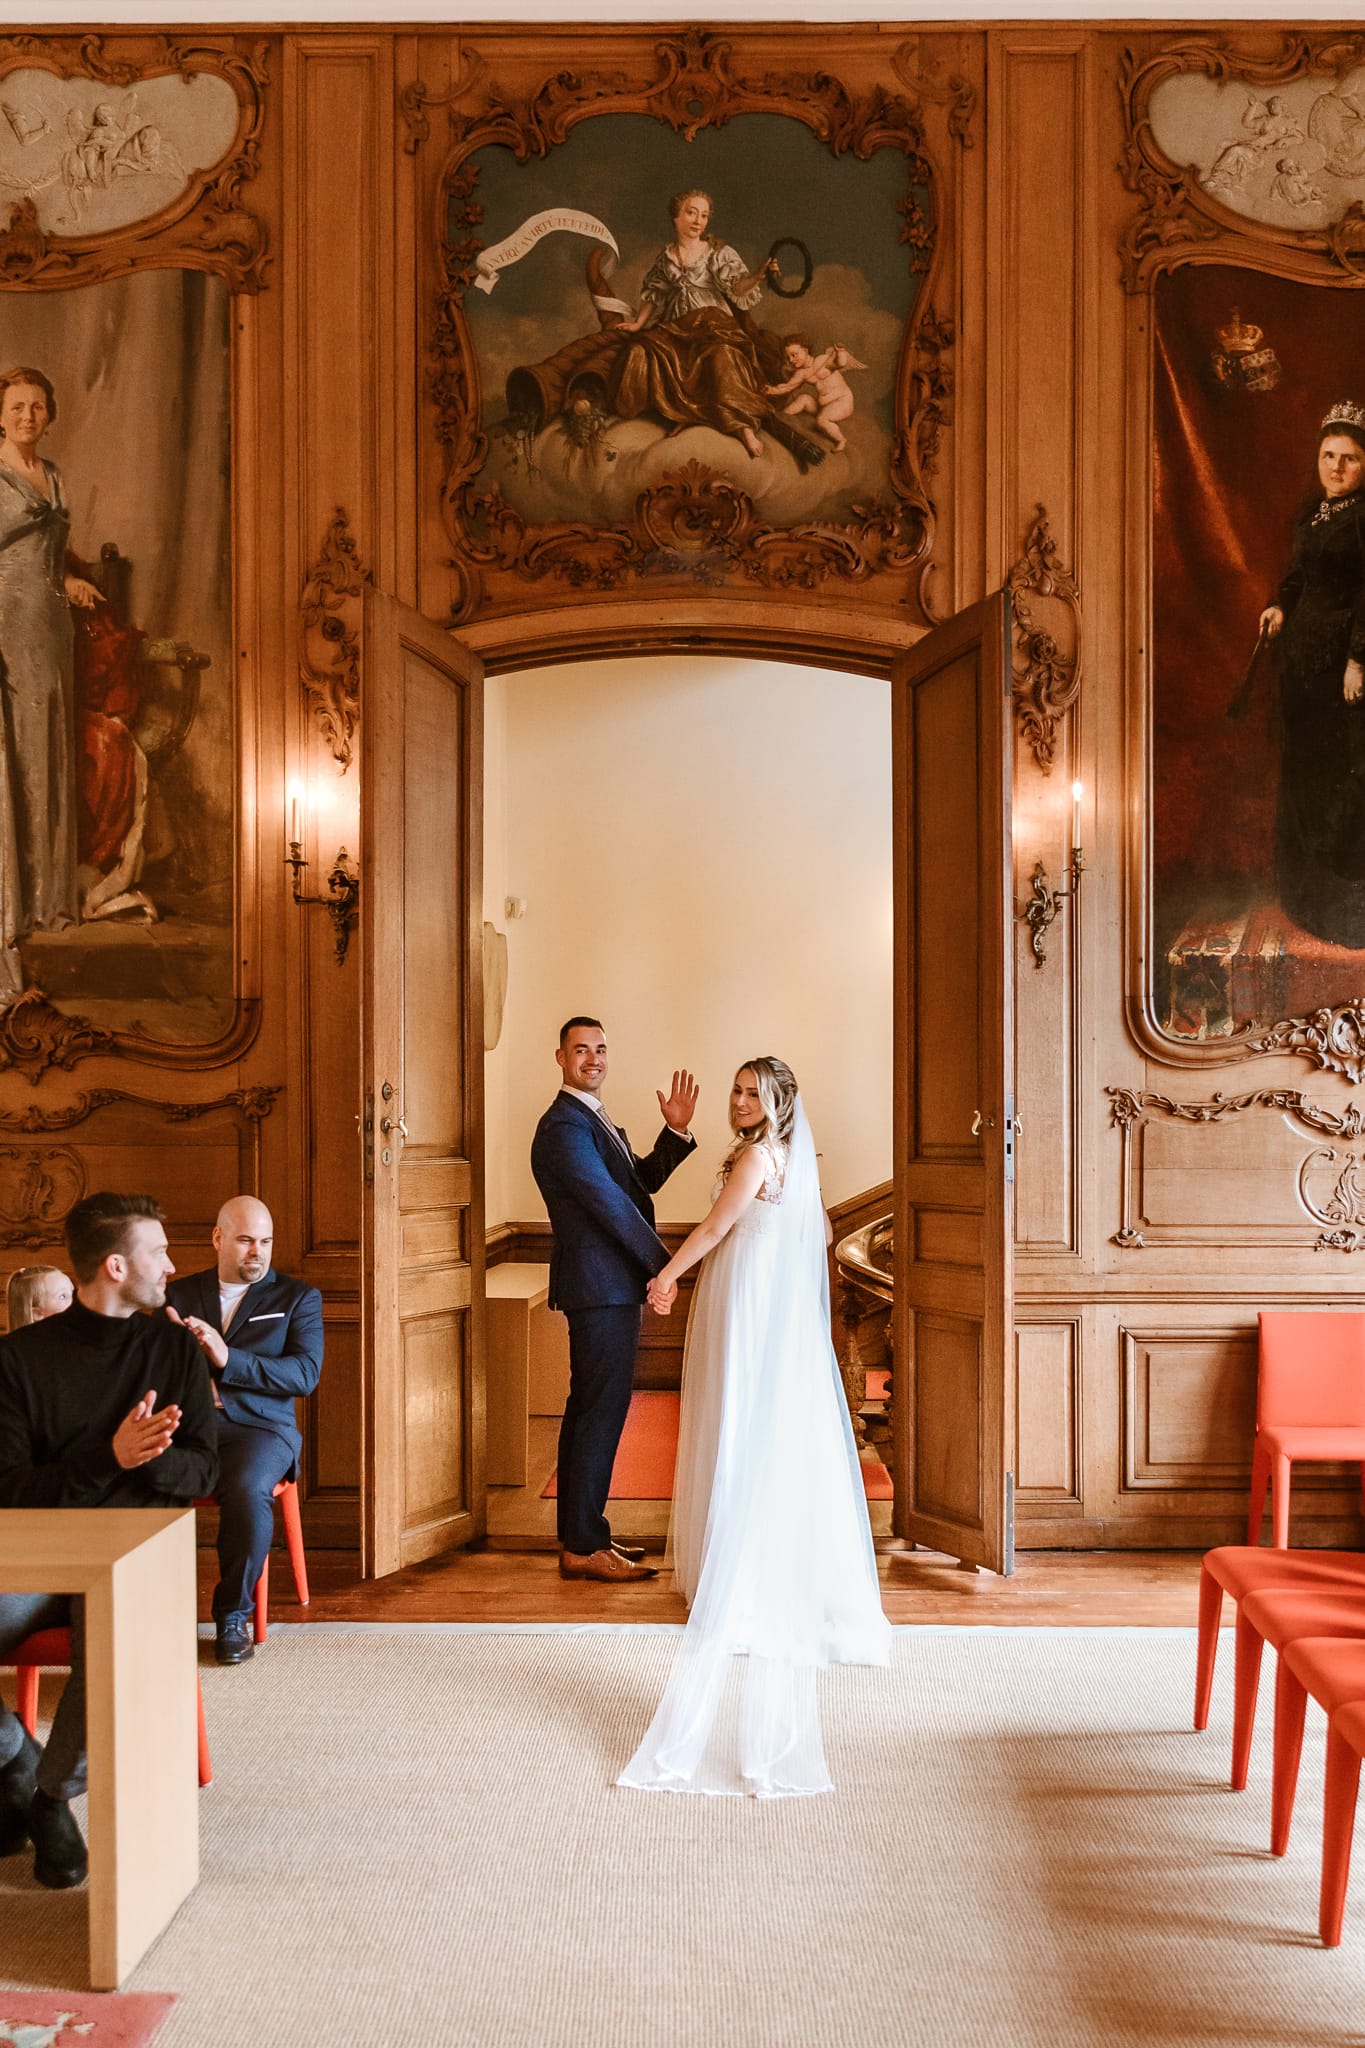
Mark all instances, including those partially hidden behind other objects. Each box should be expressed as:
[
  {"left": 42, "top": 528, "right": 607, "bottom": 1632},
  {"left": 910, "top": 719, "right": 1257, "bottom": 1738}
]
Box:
[
  {"left": 164, "top": 1265, "right": 324, "bottom": 1469},
  {"left": 530, "top": 1091, "right": 695, "bottom": 1312}
]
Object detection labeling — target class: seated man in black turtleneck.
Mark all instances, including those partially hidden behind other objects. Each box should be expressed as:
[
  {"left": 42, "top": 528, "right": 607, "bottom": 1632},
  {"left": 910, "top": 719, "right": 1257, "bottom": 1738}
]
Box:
[{"left": 0, "top": 1191, "right": 218, "bottom": 1890}]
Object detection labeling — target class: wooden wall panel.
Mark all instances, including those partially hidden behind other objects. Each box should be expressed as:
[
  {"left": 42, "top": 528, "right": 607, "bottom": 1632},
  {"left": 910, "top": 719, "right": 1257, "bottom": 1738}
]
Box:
[{"left": 1016, "top": 1320, "right": 1080, "bottom": 1504}]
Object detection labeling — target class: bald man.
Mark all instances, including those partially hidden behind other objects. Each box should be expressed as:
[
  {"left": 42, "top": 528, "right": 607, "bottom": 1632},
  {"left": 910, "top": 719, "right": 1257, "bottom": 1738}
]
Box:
[{"left": 166, "top": 1197, "right": 324, "bottom": 1664}]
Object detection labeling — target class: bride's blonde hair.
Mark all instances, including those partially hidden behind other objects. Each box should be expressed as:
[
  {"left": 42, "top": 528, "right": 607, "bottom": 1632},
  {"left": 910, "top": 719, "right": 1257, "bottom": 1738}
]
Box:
[{"left": 727, "top": 1056, "right": 798, "bottom": 1163}]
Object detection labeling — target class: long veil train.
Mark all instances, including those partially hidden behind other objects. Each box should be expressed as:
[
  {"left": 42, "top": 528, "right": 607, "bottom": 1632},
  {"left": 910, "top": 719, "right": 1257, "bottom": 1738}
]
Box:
[{"left": 617, "top": 1096, "right": 891, "bottom": 1798}]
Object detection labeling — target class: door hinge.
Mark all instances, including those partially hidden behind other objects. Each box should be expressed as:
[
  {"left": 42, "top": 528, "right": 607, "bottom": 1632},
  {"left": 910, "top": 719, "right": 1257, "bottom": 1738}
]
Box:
[
  {"left": 358, "top": 1089, "right": 375, "bottom": 1184},
  {"left": 1003, "top": 1469, "right": 1016, "bottom": 1577},
  {"left": 1003, "top": 1092, "right": 1016, "bottom": 1183}
]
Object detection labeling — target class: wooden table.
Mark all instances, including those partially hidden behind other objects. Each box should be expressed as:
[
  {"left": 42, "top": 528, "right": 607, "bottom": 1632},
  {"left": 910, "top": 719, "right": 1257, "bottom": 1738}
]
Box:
[
  {"left": 485, "top": 1265, "right": 569, "bottom": 1486},
  {"left": 0, "top": 1507, "right": 199, "bottom": 1987}
]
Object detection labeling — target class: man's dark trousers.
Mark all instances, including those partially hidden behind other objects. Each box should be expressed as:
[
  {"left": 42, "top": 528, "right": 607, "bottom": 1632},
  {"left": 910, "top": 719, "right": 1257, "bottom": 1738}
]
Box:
[
  {"left": 212, "top": 1419, "right": 295, "bottom": 1624},
  {"left": 557, "top": 1304, "right": 642, "bottom": 1555}
]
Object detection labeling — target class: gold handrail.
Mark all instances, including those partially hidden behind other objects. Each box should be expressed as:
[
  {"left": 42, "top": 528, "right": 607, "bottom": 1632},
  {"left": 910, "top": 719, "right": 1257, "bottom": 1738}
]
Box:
[{"left": 833, "top": 1214, "right": 893, "bottom": 1306}]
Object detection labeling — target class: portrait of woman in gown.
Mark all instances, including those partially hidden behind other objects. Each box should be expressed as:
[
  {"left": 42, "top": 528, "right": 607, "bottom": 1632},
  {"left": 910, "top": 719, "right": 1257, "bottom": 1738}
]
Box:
[
  {"left": 507, "top": 188, "right": 786, "bottom": 461},
  {"left": 617, "top": 1057, "right": 891, "bottom": 1800},
  {"left": 1258, "top": 404, "right": 1365, "bottom": 949},
  {"left": 0, "top": 364, "right": 104, "bottom": 997}
]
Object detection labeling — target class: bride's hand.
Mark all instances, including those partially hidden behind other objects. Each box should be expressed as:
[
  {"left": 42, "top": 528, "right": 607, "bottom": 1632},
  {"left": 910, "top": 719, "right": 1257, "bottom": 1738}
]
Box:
[{"left": 647, "top": 1276, "right": 676, "bottom": 1316}]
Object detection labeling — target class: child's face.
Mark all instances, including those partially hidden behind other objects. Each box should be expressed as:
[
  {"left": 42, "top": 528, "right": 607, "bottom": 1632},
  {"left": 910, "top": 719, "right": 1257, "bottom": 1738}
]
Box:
[{"left": 784, "top": 342, "right": 810, "bottom": 370}]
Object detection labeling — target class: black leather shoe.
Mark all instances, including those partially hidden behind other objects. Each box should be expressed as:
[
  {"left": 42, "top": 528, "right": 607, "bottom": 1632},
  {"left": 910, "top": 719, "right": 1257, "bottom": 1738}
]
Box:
[
  {"left": 611, "top": 1543, "right": 647, "bottom": 1562},
  {"left": 0, "top": 1729, "right": 39, "bottom": 1856},
  {"left": 215, "top": 1617, "right": 254, "bottom": 1665},
  {"left": 29, "top": 1788, "right": 87, "bottom": 1889}
]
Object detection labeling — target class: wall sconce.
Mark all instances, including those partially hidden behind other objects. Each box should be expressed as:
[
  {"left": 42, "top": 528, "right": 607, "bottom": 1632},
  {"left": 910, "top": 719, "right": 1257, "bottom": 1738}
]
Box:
[
  {"left": 286, "top": 784, "right": 360, "bottom": 966},
  {"left": 1018, "top": 780, "right": 1084, "bottom": 970}
]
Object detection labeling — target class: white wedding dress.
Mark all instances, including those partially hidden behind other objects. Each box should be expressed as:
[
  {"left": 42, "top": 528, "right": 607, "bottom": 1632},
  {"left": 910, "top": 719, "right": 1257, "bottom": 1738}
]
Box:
[{"left": 617, "top": 1098, "right": 891, "bottom": 1799}]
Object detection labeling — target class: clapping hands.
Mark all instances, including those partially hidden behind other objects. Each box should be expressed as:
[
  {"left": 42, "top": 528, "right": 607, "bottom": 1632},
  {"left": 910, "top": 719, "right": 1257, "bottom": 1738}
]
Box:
[
  {"left": 657, "top": 1069, "right": 698, "bottom": 1134},
  {"left": 647, "top": 1276, "right": 677, "bottom": 1317}
]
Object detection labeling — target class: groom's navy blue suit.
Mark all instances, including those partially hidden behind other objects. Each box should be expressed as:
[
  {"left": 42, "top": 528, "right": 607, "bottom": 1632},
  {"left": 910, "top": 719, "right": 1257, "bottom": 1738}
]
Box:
[{"left": 531, "top": 1091, "right": 694, "bottom": 1554}]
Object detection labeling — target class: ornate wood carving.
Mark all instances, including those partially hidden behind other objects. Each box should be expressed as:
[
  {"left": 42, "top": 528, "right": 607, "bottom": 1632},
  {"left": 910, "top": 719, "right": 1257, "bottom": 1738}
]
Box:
[
  {"left": 0, "top": 988, "right": 261, "bottom": 1085},
  {"left": 889, "top": 38, "right": 977, "bottom": 150},
  {"left": 1120, "top": 33, "right": 1365, "bottom": 292},
  {"left": 1007, "top": 504, "right": 1081, "bottom": 772},
  {"left": 300, "top": 510, "right": 370, "bottom": 772},
  {"left": 427, "top": 29, "right": 957, "bottom": 629},
  {"left": 0, "top": 33, "right": 270, "bottom": 293},
  {"left": 0, "top": 1084, "right": 280, "bottom": 1243},
  {"left": 1243, "top": 1004, "right": 1365, "bottom": 1084},
  {"left": 1106, "top": 1083, "right": 1365, "bottom": 1252}
]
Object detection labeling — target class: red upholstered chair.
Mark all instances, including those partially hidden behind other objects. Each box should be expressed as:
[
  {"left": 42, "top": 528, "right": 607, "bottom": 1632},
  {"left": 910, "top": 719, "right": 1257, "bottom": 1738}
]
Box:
[
  {"left": 1270, "top": 1634, "right": 1365, "bottom": 1861},
  {"left": 253, "top": 1478, "right": 310, "bottom": 1645},
  {"left": 4, "top": 1626, "right": 212, "bottom": 1788},
  {"left": 1248, "top": 1312, "right": 1365, "bottom": 1548},
  {"left": 1222, "top": 1584, "right": 1365, "bottom": 1791},
  {"left": 196, "top": 1476, "right": 311, "bottom": 1645},
  {"left": 1195, "top": 1545, "right": 1365, "bottom": 1739}
]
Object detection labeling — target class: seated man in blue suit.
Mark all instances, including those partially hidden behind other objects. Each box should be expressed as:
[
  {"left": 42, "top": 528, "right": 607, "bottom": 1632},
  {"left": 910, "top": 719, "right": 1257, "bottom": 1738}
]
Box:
[
  {"left": 166, "top": 1195, "right": 323, "bottom": 1665},
  {"left": 531, "top": 1016, "right": 697, "bottom": 1583}
]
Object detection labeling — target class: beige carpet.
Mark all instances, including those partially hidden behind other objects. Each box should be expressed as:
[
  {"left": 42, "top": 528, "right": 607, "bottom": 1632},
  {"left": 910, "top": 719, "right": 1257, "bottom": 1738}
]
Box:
[{"left": 2, "top": 1625, "right": 1363, "bottom": 2047}]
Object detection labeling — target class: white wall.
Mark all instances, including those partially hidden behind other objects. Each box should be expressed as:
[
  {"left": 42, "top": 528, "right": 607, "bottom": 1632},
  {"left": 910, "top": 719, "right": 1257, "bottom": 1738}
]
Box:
[{"left": 484, "top": 654, "right": 892, "bottom": 1227}]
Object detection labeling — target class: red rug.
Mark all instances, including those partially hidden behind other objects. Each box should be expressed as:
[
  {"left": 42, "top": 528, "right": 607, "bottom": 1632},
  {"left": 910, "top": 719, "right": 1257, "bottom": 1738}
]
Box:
[
  {"left": 543, "top": 1390, "right": 893, "bottom": 1501},
  {"left": 0, "top": 1994, "right": 175, "bottom": 2047}
]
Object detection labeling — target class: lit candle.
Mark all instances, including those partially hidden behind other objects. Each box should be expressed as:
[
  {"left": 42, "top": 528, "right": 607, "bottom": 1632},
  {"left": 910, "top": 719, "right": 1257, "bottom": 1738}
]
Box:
[
  {"left": 288, "top": 783, "right": 301, "bottom": 847},
  {"left": 1070, "top": 779, "right": 1083, "bottom": 854}
]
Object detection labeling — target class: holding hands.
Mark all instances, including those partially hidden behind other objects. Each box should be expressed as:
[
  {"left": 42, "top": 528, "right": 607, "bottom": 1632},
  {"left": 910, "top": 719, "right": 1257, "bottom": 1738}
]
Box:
[
  {"left": 647, "top": 1275, "right": 677, "bottom": 1317},
  {"left": 658, "top": 1069, "right": 699, "bottom": 1135}
]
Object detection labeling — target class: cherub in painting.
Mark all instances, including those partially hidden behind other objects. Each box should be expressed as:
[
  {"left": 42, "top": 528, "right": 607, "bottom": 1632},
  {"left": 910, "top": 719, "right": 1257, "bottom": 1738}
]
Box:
[{"left": 764, "top": 334, "right": 866, "bottom": 451}]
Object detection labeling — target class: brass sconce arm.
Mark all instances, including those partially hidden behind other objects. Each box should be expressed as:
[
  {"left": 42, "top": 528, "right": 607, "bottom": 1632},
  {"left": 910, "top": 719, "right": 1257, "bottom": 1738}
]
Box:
[
  {"left": 1018, "top": 846, "right": 1083, "bottom": 969},
  {"left": 286, "top": 840, "right": 360, "bottom": 966}
]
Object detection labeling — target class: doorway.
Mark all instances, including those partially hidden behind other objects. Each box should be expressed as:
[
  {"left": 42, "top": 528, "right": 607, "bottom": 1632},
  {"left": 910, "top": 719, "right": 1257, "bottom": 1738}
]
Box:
[{"left": 481, "top": 652, "right": 894, "bottom": 1544}]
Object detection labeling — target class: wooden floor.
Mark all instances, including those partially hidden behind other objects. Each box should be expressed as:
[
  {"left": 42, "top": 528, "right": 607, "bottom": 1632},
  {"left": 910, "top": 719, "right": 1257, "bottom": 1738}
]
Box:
[{"left": 205, "top": 1544, "right": 1207, "bottom": 1628}]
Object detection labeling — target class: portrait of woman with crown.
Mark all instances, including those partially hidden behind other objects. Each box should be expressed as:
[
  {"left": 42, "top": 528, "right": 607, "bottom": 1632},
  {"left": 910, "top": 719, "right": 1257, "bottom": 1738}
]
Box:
[{"left": 1257, "top": 401, "right": 1365, "bottom": 950}]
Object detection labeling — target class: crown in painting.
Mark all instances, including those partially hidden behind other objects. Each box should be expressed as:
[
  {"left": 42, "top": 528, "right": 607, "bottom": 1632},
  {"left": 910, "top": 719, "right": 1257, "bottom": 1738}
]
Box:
[
  {"left": 1216, "top": 309, "right": 1263, "bottom": 355},
  {"left": 1323, "top": 401, "right": 1365, "bottom": 433}
]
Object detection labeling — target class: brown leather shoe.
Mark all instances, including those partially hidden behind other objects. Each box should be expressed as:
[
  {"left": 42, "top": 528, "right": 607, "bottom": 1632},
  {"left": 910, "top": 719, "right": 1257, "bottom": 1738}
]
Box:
[
  {"left": 611, "top": 1543, "right": 647, "bottom": 1562},
  {"left": 560, "top": 1547, "right": 658, "bottom": 1582}
]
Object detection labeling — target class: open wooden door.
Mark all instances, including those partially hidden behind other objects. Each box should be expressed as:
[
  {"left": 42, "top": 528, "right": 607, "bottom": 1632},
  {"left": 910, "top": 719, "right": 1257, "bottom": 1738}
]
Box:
[
  {"left": 891, "top": 593, "right": 1016, "bottom": 1574},
  {"left": 360, "top": 588, "right": 484, "bottom": 1577}
]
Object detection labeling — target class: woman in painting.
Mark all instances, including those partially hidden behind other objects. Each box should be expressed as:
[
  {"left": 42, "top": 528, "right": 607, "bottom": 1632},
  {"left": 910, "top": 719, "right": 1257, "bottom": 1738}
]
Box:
[
  {"left": 1259, "top": 403, "right": 1365, "bottom": 948},
  {"left": 507, "top": 189, "right": 786, "bottom": 461},
  {"left": 0, "top": 366, "right": 103, "bottom": 995}
]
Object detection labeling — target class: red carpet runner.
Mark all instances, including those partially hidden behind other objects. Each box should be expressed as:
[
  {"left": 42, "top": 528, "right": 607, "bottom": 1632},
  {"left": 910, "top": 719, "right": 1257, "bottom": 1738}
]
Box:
[{"left": 543, "top": 1390, "right": 893, "bottom": 1501}]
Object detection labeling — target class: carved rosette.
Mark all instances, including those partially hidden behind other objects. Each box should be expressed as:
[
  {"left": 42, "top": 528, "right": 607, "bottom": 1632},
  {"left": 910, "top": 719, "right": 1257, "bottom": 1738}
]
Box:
[
  {"left": 422, "top": 29, "right": 959, "bottom": 626},
  {"left": 1120, "top": 32, "right": 1365, "bottom": 291},
  {"left": 300, "top": 511, "right": 370, "bottom": 772},
  {"left": 1006, "top": 504, "right": 1081, "bottom": 772},
  {"left": 0, "top": 33, "right": 270, "bottom": 292}
]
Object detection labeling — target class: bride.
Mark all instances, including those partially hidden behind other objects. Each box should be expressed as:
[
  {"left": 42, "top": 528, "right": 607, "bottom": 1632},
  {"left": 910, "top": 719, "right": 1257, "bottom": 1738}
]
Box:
[{"left": 617, "top": 1057, "right": 891, "bottom": 1799}]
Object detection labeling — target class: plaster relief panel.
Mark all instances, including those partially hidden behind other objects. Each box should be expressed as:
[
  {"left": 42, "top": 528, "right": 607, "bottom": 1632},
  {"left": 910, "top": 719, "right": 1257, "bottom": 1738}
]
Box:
[
  {"left": 0, "top": 70, "right": 239, "bottom": 237},
  {"left": 1148, "top": 68, "right": 1365, "bottom": 237}
]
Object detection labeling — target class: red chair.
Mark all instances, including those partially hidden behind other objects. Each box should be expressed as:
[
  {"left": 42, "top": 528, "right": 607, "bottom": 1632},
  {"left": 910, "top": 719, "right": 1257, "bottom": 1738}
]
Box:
[
  {"left": 4, "top": 1626, "right": 212, "bottom": 1788},
  {"left": 196, "top": 1476, "right": 311, "bottom": 1645},
  {"left": 1248, "top": 1312, "right": 1365, "bottom": 1548},
  {"left": 1195, "top": 1545, "right": 1365, "bottom": 1740},
  {"left": 1271, "top": 1635, "right": 1365, "bottom": 1865},
  {"left": 253, "top": 1478, "right": 310, "bottom": 1645}
]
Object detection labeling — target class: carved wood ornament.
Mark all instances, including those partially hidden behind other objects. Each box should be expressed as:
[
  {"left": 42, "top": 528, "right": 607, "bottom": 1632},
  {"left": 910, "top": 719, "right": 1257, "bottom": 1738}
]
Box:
[
  {"left": 1007, "top": 504, "right": 1081, "bottom": 772},
  {"left": 1120, "top": 32, "right": 1365, "bottom": 292},
  {"left": 300, "top": 510, "right": 370, "bottom": 773},
  {"left": 413, "top": 30, "right": 963, "bottom": 631},
  {"left": 1107, "top": 1083, "right": 1365, "bottom": 1252},
  {"left": 0, "top": 1084, "right": 280, "bottom": 1245},
  {"left": 0, "top": 34, "right": 270, "bottom": 292}
]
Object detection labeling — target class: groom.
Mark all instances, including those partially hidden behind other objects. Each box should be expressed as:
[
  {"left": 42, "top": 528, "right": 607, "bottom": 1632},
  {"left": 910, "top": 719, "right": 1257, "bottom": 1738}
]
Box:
[{"left": 531, "top": 1017, "right": 697, "bottom": 1582}]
